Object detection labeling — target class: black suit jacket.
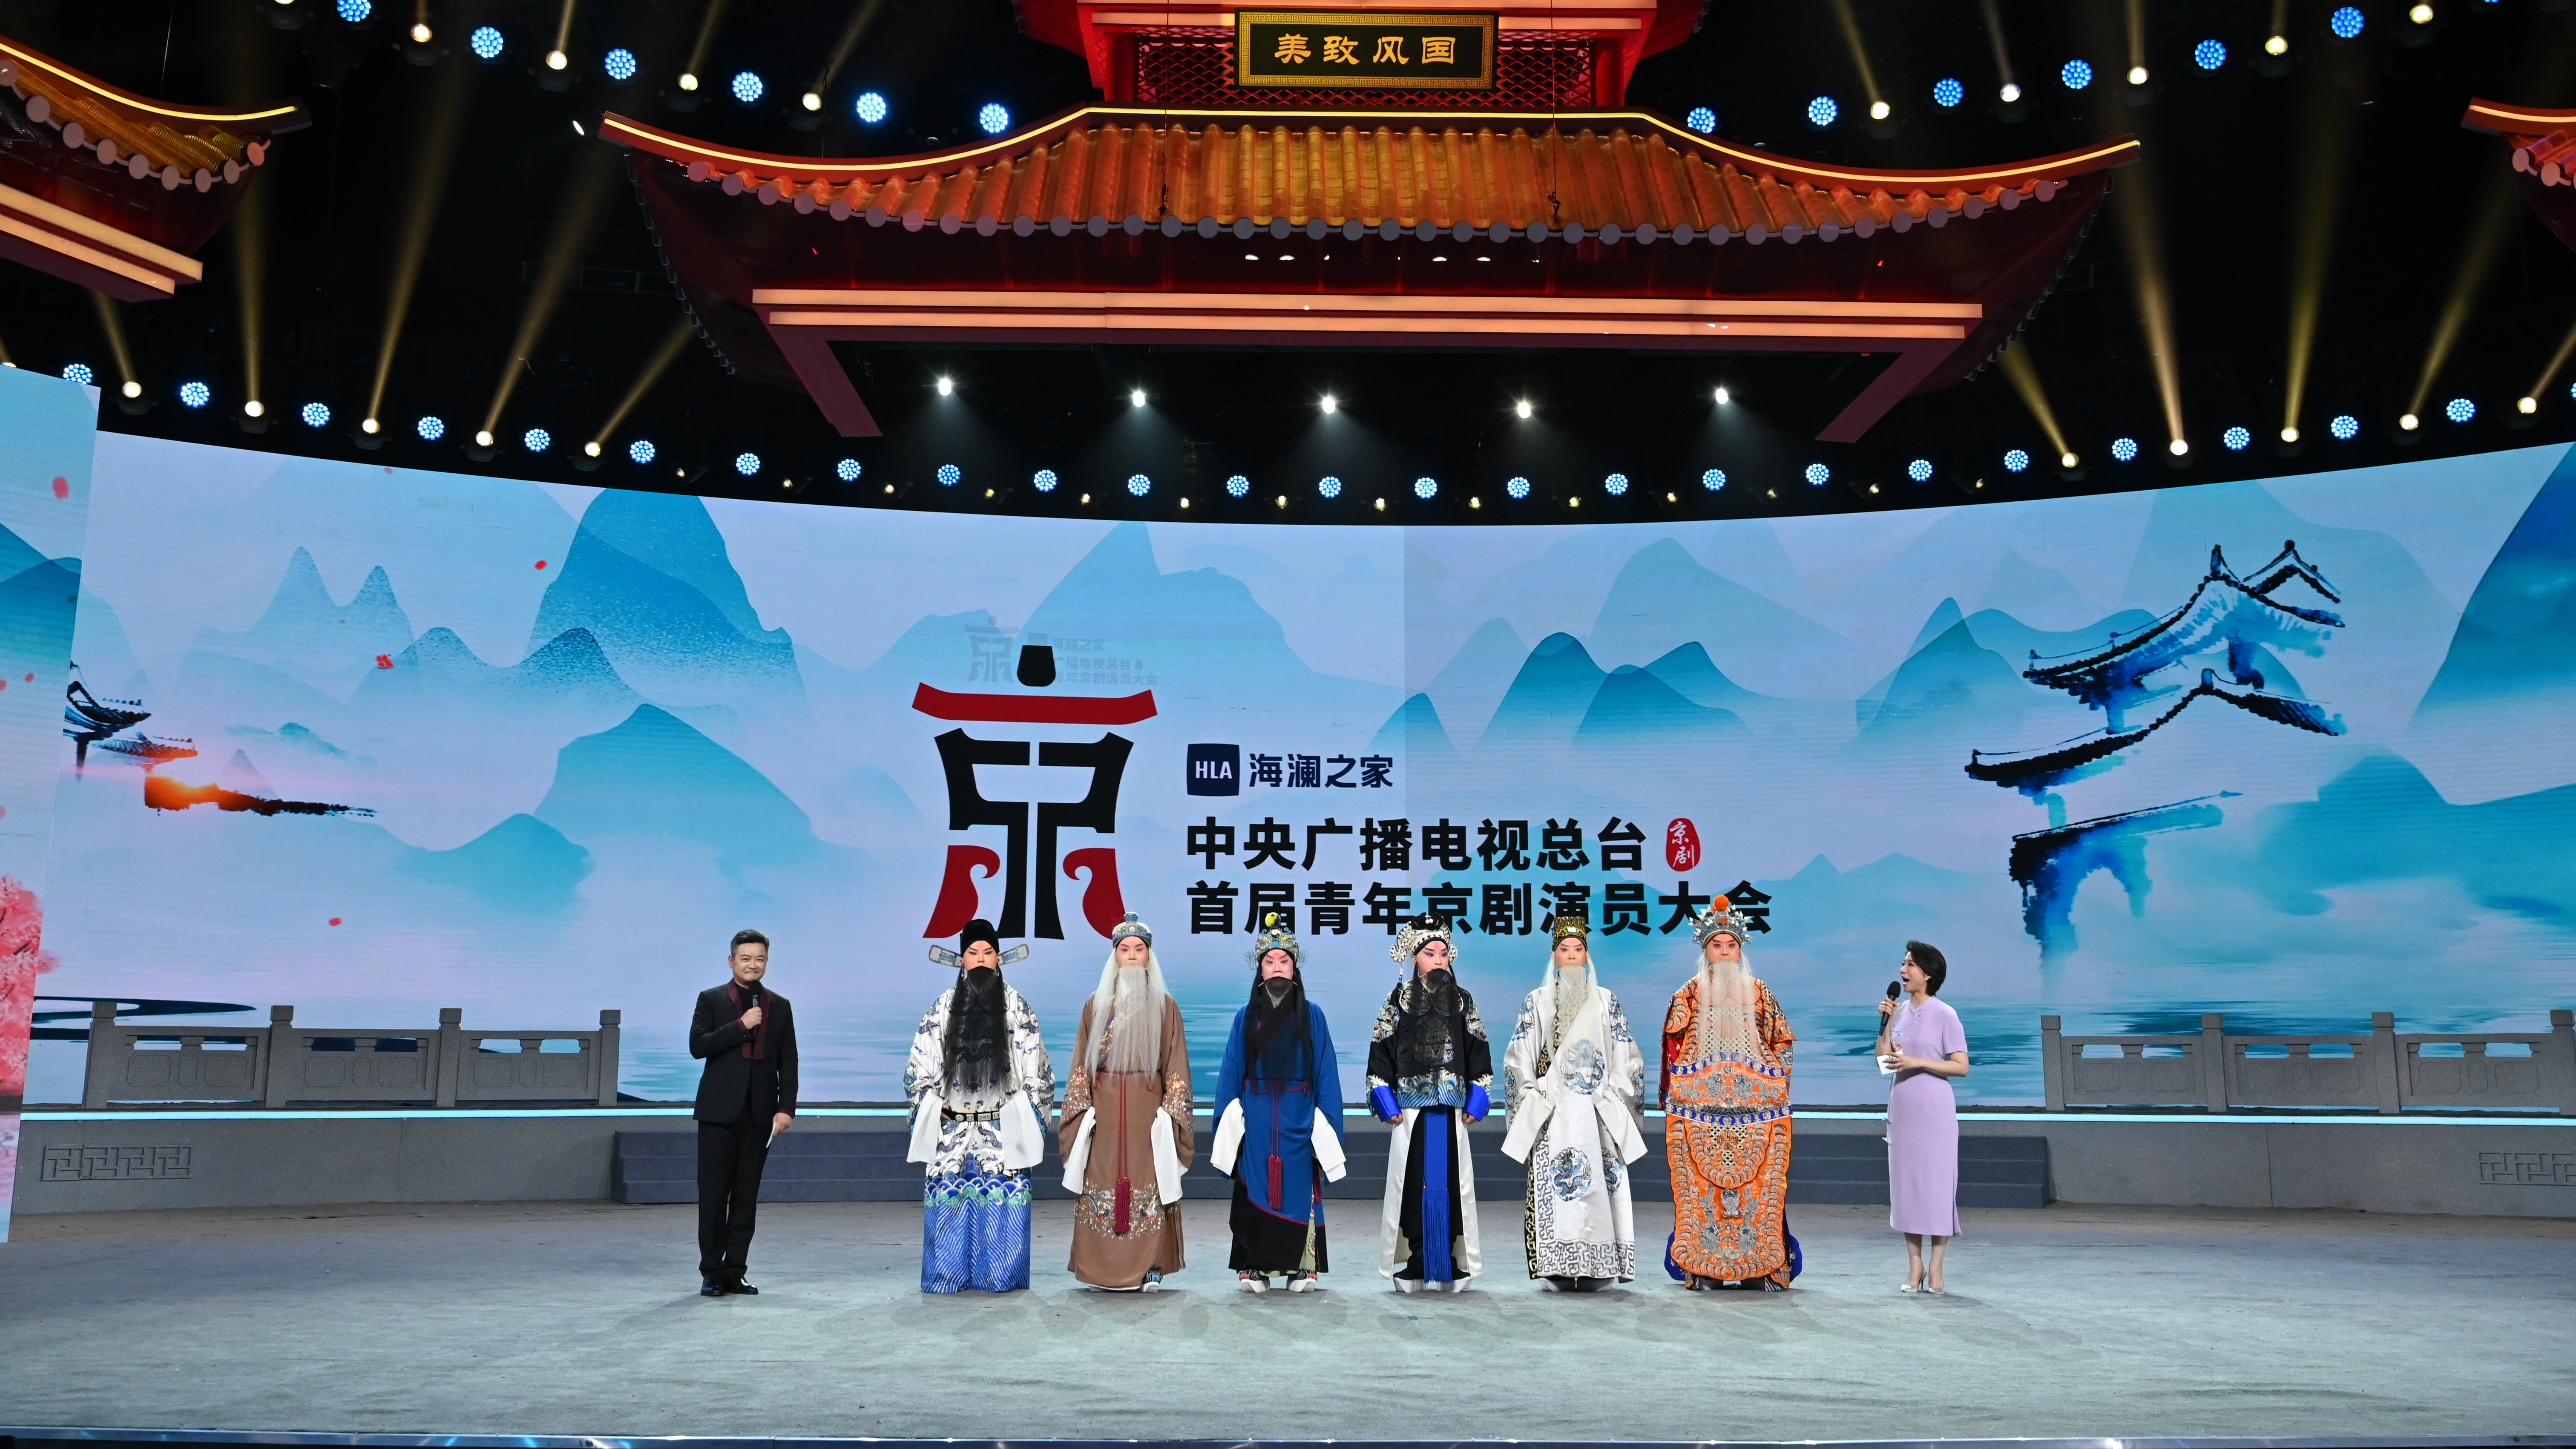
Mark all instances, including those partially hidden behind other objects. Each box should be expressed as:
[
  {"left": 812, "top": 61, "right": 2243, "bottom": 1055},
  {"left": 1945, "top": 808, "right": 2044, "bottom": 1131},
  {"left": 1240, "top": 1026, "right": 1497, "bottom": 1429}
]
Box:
[{"left": 691, "top": 982, "right": 799, "bottom": 1124}]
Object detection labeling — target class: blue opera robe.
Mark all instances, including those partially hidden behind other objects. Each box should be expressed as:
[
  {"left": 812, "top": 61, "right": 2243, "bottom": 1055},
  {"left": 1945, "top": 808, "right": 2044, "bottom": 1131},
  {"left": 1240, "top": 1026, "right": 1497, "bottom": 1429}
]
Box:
[{"left": 1212, "top": 1001, "right": 1343, "bottom": 1274}]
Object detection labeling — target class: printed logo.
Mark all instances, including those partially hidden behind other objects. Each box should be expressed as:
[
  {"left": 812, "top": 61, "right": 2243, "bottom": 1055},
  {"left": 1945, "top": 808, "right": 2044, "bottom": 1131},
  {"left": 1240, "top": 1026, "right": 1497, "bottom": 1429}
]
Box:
[
  {"left": 1666, "top": 818, "right": 1700, "bottom": 873},
  {"left": 1187, "top": 743, "right": 1242, "bottom": 796}
]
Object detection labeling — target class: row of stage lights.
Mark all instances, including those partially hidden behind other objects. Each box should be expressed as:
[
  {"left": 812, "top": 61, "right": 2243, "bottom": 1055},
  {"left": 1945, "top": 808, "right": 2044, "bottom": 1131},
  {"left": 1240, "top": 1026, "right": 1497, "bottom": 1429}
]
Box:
[
  {"left": 1700, "top": 3, "right": 2479, "bottom": 137},
  {"left": 37, "top": 363, "right": 2546, "bottom": 497}
]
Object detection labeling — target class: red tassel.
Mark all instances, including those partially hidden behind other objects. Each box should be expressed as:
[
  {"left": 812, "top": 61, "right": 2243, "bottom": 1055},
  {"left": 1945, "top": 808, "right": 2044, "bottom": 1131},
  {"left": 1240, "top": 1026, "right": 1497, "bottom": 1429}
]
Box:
[
  {"left": 1113, "top": 1176, "right": 1132, "bottom": 1235},
  {"left": 1268, "top": 1154, "right": 1283, "bottom": 1207}
]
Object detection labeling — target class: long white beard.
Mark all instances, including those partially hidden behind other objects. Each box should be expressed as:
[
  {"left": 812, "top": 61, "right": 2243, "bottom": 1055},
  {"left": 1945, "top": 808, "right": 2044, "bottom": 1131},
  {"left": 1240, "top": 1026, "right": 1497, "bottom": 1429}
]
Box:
[
  {"left": 1551, "top": 963, "right": 1593, "bottom": 1034},
  {"left": 1693, "top": 950, "right": 1760, "bottom": 1060},
  {"left": 1101, "top": 964, "right": 1163, "bottom": 1076}
]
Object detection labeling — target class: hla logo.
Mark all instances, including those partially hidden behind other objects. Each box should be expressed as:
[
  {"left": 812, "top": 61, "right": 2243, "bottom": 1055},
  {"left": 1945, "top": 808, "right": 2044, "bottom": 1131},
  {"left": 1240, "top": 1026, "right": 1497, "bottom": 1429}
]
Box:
[{"left": 1187, "top": 743, "right": 1241, "bottom": 796}]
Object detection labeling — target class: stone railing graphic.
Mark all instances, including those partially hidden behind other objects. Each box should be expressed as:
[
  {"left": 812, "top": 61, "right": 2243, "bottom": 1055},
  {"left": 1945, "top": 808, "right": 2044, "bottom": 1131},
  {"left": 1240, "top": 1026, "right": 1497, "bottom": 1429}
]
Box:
[
  {"left": 80, "top": 1003, "right": 622, "bottom": 1108},
  {"left": 2041, "top": 1010, "right": 2576, "bottom": 1114}
]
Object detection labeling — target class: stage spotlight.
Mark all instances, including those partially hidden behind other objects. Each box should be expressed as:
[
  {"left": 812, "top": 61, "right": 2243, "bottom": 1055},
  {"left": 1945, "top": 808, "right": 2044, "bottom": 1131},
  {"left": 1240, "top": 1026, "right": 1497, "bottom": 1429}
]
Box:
[
  {"left": 2004, "top": 448, "right": 2030, "bottom": 472},
  {"left": 1032, "top": 469, "right": 1058, "bottom": 491},
  {"left": 1374, "top": 497, "right": 1386, "bottom": 512},
  {"left": 244, "top": 400, "right": 265, "bottom": 419},
  {"left": 1714, "top": 385, "right": 1730, "bottom": 404},
  {"left": 2266, "top": 34, "right": 2288, "bottom": 55},
  {"left": 418, "top": 416, "right": 445, "bottom": 440},
  {"left": 1127, "top": 474, "right": 1152, "bottom": 496},
  {"left": 473, "top": 428, "right": 495, "bottom": 447},
  {"left": 469, "top": 26, "right": 503, "bottom": 60},
  {"left": 61, "top": 362, "right": 94, "bottom": 385},
  {"left": 2195, "top": 40, "right": 2225, "bottom": 68},
  {"left": 2329, "top": 6, "right": 2363, "bottom": 38},
  {"left": 1863, "top": 99, "right": 1888, "bottom": 122},
  {"left": 2409, "top": 3, "right": 2433, "bottom": 22},
  {"left": 630, "top": 439, "right": 656, "bottom": 464},
  {"left": 1704, "top": 468, "right": 1728, "bottom": 490},
  {"left": 1515, "top": 399, "right": 1533, "bottom": 419},
  {"left": 337, "top": 0, "right": 369, "bottom": 19},
  {"left": 2330, "top": 415, "right": 2359, "bottom": 439},
  {"left": 1933, "top": 78, "right": 1963, "bottom": 107},
  {"left": 121, "top": 380, "right": 141, "bottom": 400},
  {"left": 1806, "top": 96, "right": 1838, "bottom": 126},
  {"left": 604, "top": 48, "right": 637, "bottom": 82},
  {"left": 1604, "top": 473, "right": 1629, "bottom": 496},
  {"left": 857, "top": 92, "right": 888, "bottom": 122},
  {"left": 2223, "top": 426, "right": 2251, "bottom": 450},
  {"left": 546, "top": 49, "right": 568, "bottom": 71},
  {"left": 584, "top": 441, "right": 600, "bottom": 457},
  {"left": 2061, "top": 59, "right": 2093, "bottom": 89},
  {"left": 1415, "top": 477, "right": 1438, "bottom": 499},
  {"left": 936, "top": 376, "right": 955, "bottom": 396},
  {"left": 2110, "top": 437, "right": 2139, "bottom": 461},
  {"left": 1130, "top": 387, "right": 1147, "bottom": 408},
  {"left": 1318, "top": 475, "right": 1343, "bottom": 498},
  {"left": 524, "top": 428, "right": 551, "bottom": 452},
  {"left": 2127, "top": 65, "right": 2148, "bottom": 85},
  {"left": 1999, "top": 82, "right": 2022, "bottom": 103},
  {"left": 2280, "top": 425, "right": 2301, "bottom": 443},
  {"left": 679, "top": 72, "right": 700, "bottom": 92},
  {"left": 733, "top": 451, "right": 761, "bottom": 476},
  {"left": 2446, "top": 397, "right": 2475, "bottom": 423},
  {"left": 1906, "top": 458, "right": 1933, "bottom": 481},
  {"left": 1506, "top": 476, "right": 1531, "bottom": 499},
  {"left": 979, "top": 103, "right": 1011, "bottom": 134},
  {"left": 1320, "top": 394, "right": 1338, "bottom": 414},
  {"left": 411, "top": 20, "right": 432, "bottom": 43},
  {"left": 2400, "top": 412, "right": 2421, "bottom": 431},
  {"left": 937, "top": 463, "right": 961, "bottom": 485},
  {"left": 362, "top": 416, "right": 381, "bottom": 434},
  {"left": 178, "top": 381, "right": 210, "bottom": 408},
  {"left": 731, "top": 72, "right": 763, "bottom": 104},
  {"left": 1225, "top": 474, "right": 1249, "bottom": 497},
  {"left": 2168, "top": 437, "right": 2190, "bottom": 456},
  {"left": 837, "top": 458, "right": 862, "bottom": 481},
  {"left": 1275, "top": 494, "right": 1288, "bottom": 508},
  {"left": 2519, "top": 396, "right": 2539, "bottom": 415},
  {"left": 1804, "top": 463, "right": 1831, "bottom": 485},
  {"left": 1686, "top": 106, "right": 1716, "bottom": 134},
  {"left": 801, "top": 91, "right": 822, "bottom": 112}
]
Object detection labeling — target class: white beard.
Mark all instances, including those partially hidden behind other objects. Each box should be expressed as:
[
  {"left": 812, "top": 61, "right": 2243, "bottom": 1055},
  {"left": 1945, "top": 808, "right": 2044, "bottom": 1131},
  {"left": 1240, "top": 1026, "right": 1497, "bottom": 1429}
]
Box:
[{"left": 1102, "top": 963, "right": 1163, "bottom": 1076}]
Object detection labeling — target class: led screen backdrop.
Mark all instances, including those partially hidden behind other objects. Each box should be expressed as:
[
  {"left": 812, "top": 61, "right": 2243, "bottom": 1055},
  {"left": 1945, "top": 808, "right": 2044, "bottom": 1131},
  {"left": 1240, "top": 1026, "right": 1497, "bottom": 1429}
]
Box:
[{"left": 23, "top": 433, "right": 2576, "bottom": 1110}]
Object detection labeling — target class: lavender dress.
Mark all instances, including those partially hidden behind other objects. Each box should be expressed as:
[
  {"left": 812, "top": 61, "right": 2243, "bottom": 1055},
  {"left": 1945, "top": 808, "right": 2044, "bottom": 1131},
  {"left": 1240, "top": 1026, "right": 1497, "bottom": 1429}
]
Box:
[{"left": 1886, "top": 996, "right": 1965, "bottom": 1236}]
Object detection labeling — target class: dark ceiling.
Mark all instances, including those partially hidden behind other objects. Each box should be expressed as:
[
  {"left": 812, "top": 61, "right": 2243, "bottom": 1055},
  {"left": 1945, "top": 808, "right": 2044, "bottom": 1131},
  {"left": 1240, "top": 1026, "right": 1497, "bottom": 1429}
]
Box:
[{"left": 7, "top": 0, "right": 2576, "bottom": 524}]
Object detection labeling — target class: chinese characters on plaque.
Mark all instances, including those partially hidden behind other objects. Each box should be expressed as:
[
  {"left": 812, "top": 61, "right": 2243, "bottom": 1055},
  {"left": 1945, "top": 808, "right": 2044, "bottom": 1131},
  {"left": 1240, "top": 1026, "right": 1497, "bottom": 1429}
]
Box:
[{"left": 1236, "top": 10, "right": 1497, "bottom": 90}]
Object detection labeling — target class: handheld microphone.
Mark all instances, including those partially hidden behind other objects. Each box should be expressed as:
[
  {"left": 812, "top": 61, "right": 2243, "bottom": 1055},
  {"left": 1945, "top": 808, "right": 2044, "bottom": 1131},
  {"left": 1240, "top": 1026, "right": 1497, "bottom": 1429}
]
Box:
[{"left": 1885, "top": 980, "right": 1901, "bottom": 1002}]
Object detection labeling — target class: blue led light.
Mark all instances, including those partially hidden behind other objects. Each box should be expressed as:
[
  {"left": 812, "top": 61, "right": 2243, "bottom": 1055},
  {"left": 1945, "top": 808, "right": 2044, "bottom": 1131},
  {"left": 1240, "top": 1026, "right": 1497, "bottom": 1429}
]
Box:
[
  {"left": 301, "top": 402, "right": 330, "bottom": 427},
  {"left": 2330, "top": 414, "right": 2360, "bottom": 439},
  {"left": 1804, "top": 462, "right": 1831, "bottom": 486},
  {"left": 2194, "top": 39, "right": 2226, "bottom": 69},
  {"left": 1414, "top": 477, "right": 1438, "bottom": 499},
  {"left": 417, "top": 416, "right": 446, "bottom": 441},
  {"left": 937, "top": 463, "right": 961, "bottom": 486},
  {"left": 1702, "top": 468, "right": 1726, "bottom": 491},
  {"left": 1032, "top": 469, "right": 1058, "bottom": 492},
  {"left": 1603, "top": 472, "right": 1630, "bottom": 496},
  {"left": 1225, "top": 474, "right": 1249, "bottom": 497},
  {"left": 2061, "top": 59, "right": 2093, "bottom": 89},
  {"left": 1806, "top": 95, "right": 1838, "bottom": 126},
  {"left": 1505, "top": 476, "right": 1530, "bottom": 500},
  {"left": 61, "top": 363, "right": 93, "bottom": 385},
  {"left": 1933, "top": 78, "right": 1964, "bottom": 107},
  {"left": 629, "top": 439, "right": 656, "bottom": 465},
  {"left": 731, "top": 72, "right": 764, "bottom": 104},
  {"left": 734, "top": 451, "right": 762, "bottom": 476},
  {"left": 1907, "top": 458, "right": 1934, "bottom": 482},
  {"left": 1127, "top": 473, "right": 1152, "bottom": 496},
  {"left": 855, "top": 91, "right": 887, "bottom": 124},
  {"left": 178, "top": 381, "right": 210, "bottom": 408},
  {"left": 1685, "top": 106, "right": 1716, "bottom": 135},
  {"left": 336, "top": 0, "right": 371, "bottom": 21},
  {"left": 2330, "top": 6, "right": 2364, "bottom": 38},
  {"left": 468, "top": 26, "right": 503, "bottom": 60},
  {"left": 603, "top": 48, "right": 638, "bottom": 82},
  {"left": 1318, "top": 475, "right": 1343, "bottom": 499},
  {"left": 523, "top": 428, "right": 551, "bottom": 452},
  {"left": 2110, "top": 437, "right": 2139, "bottom": 461},
  {"left": 2004, "top": 449, "right": 2031, "bottom": 473},
  {"left": 836, "top": 458, "right": 862, "bottom": 482},
  {"left": 2445, "top": 397, "right": 2475, "bottom": 423},
  {"left": 979, "top": 103, "right": 1011, "bottom": 134},
  {"left": 2223, "top": 426, "right": 2252, "bottom": 451}
]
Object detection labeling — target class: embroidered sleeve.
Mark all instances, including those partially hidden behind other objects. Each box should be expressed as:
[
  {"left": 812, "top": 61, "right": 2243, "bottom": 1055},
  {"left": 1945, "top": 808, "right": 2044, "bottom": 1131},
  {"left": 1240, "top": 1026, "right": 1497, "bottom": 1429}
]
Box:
[
  {"left": 1501, "top": 993, "right": 1540, "bottom": 1110},
  {"left": 1759, "top": 981, "right": 1796, "bottom": 1053},
  {"left": 1010, "top": 991, "right": 1055, "bottom": 1113},
  {"left": 1363, "top": 996, "right": 1403, "bottom": 1090},
  {"left": 902, "top": 1000, "right": 944, "bottom": 1106},
  {"left": 1059, "top": 1001, "right": 1096, "bottom": 1125},
  {"left": 1604, "top": 992, "right": 1645, "bottom": 1108}
]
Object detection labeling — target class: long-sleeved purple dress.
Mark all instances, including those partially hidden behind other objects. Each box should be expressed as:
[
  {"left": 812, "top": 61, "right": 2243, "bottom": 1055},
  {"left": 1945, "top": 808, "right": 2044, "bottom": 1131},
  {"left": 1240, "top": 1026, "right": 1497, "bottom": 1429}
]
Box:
[{"left": 1886, "top": 996, "right": 1966, "bottom": 1236}]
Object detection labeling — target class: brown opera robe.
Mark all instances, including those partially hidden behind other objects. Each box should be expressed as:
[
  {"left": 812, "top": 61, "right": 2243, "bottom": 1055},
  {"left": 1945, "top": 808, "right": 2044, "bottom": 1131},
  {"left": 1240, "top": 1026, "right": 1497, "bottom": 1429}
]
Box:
[{"left": 1058, "top": 992, "right": 1195, "bottom": 1287}]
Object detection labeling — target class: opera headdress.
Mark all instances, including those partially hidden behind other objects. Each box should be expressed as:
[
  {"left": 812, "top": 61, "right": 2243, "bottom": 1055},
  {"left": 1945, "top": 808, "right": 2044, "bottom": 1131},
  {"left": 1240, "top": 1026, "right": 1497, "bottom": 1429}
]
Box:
[
  {"left": 1548, "top": 914, "right": 1591, "bottom": 943},
  {"left": 1689, "top": 896, "right": 1755, "bottom": 947},
  {"left": 1109, "top": 910, "right": 1153, "bottom": 949},
  {"left": 1390, "top": 911, "right": 1457, "bottom": 966},
  {"left": 927, "top": 917, "right": 1029, "bottom": 969},
  {"left": 1248, "top": 910, "right": 1302, "bottom": 967}
]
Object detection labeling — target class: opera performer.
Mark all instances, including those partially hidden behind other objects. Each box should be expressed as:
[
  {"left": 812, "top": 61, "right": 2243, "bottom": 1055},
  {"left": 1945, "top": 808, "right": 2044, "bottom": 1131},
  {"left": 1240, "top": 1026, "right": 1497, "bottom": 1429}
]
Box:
[
  {"left": 903, "top": 919, "right": 1053, "bottom": 1294},
  {"left": 1058, "top": 912, "right": 1195, "bottom": 1291},
  {"left": 1661, "top": 898, "right": 1799, "bottom": 1291},
  {"left": 1501, "top": 914, "right": 1647, "bottom": 1291},
  {"left": 1366, "top": 913, "right": 1492, "bottom": 1293},
  {"left": 1212, "top": 912, "right": 1348, "bottom": 1292}
]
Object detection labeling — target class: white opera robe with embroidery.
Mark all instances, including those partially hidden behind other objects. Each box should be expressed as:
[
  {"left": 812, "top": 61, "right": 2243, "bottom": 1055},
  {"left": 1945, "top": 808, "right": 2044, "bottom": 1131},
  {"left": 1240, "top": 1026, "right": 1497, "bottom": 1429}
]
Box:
[{"left": 1501, "top": 981, "right": 1647, "bottom": 1281}]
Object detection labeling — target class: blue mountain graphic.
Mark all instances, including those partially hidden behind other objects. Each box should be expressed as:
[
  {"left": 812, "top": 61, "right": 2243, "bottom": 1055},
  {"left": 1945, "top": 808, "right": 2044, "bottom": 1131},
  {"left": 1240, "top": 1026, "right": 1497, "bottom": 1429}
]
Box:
[
  {"left": 1575, "top": 664, "right": 1746, "bottom": 750},
  {"left": 351, "top": 626, "right": 641, "bottom": 722},
  {"left": 397, "top": 813, "right": 593, "bottom": 913},
  {"left": 531, "top": 491, "right": 801, "bottom": 705},
  {"left": 1585, "top": 537, "right": 1877, "bottom": 694},
  {"left": 1480, "top": 632, "right": 1608, "bottom": 754},
  {"left": 0, "top": 519, "right": 46, "bottom": 581},
  {"left": 1370, "top": 692, "right": 1461, "bottom": 768},
  {"left": 1639, "top": 641, "right": 1771, "bottom": 714},
  {"left": 1856, "top": 619, "right": 2033, "bottom": 738},
  {"left": 2245, "top": 751, "right": 2576, "bottom": 919},
  {"left": 535, "top": 703, "right": 822, "bottom": 862},
  {"left": 0, "top": 558, "right": 80, "bottom": 674},
  {"left": 211, "top": 547, "right": 414, "bottom": 684},
  {"left": 2414, "top": 447, "right": 2576, "bottom": 714}
]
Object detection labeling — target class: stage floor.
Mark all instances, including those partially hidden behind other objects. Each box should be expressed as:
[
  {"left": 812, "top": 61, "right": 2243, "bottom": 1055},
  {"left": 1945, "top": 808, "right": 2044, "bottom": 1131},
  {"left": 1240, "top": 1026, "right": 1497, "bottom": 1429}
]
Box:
[{"left": 1, "top": 1199, "right": 2570, "bottom": 1442}]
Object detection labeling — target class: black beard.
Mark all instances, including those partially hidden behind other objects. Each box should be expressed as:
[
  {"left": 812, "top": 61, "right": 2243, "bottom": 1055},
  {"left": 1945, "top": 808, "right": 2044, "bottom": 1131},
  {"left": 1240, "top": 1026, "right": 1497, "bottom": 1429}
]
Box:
[
  {"left": 1262, "top": 978, "right": 1292, "bottom": 1004},
  {"left": 1245, "top": 971, "right": 1308, "bottom": 1072},
  {"left": 943, "top": 966, "right": 1010, "bottom": 1092},
  {"left": 1394, "top": 969, "right": 1466, "bottom": 1076}
]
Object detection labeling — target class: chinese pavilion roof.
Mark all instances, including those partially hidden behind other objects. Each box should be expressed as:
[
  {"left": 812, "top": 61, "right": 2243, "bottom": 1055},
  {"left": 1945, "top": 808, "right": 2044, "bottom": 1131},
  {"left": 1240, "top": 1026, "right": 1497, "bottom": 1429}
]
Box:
[
  {"left": 2462, "top": 98, "right": 2576, "bottom": 253},
  {"left": 0, "top": 36, "right": 308, "bottom": 299},
  {"left": 607, "top": 106, "right": 2137, "bottom": 441}
]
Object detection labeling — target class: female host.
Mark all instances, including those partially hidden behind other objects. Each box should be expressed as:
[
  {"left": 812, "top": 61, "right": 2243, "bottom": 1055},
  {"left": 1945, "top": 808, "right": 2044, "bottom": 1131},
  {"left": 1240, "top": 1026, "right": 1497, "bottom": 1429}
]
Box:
[{"left": 1876, "top": 940, "right": 1969, "bottom": 1295}]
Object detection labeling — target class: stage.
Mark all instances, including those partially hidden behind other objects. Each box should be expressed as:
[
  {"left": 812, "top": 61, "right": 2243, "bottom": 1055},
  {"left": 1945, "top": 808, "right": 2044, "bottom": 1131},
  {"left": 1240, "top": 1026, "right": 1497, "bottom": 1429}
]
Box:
[{"left": 2, "top": 1199, "right": 2570, "bottom": 1443}]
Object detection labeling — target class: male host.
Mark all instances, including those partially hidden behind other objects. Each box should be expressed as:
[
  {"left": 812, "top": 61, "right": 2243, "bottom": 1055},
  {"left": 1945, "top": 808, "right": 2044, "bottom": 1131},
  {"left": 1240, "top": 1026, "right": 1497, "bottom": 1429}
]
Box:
[{"left": 691, "top": 929, "right": 797, "bottom": 1296}]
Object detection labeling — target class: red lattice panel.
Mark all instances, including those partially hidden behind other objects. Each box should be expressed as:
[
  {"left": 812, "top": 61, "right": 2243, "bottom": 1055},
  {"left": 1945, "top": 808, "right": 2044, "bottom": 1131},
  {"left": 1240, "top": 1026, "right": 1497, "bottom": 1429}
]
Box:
[{"left": 1131, "top": 29, "right": 1596, "bottom": 110}]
